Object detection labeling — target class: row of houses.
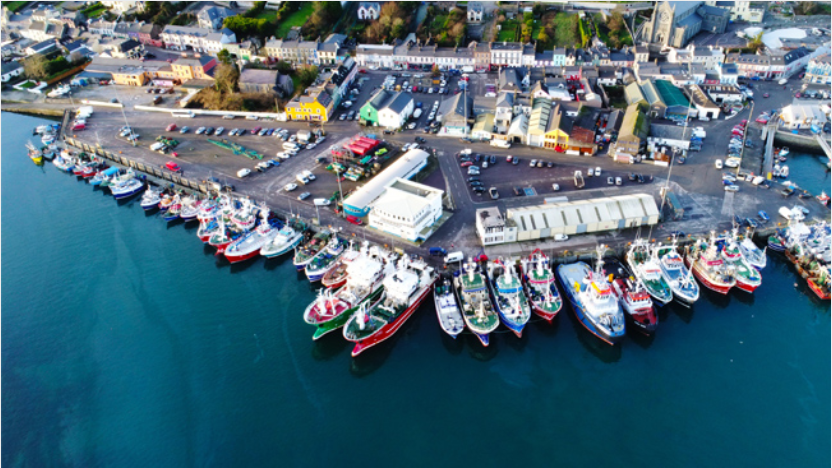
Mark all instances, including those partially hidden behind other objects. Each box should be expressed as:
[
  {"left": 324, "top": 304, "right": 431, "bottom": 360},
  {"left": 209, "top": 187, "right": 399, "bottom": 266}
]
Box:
[{"left": 82, "top": 55, "right": 217, "bottom": 87}]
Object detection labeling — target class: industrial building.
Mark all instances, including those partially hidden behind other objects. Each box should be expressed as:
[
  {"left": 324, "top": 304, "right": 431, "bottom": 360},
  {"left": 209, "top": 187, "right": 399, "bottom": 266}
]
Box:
[
  {"left": 368, "top": 178, "right": 444, "bottom": 242},
  {"left": 476, "top": 194, "right": 660, "bottom": 245},
  {"left": 342, "top": 149, "right": 429, "bottom": 217}
]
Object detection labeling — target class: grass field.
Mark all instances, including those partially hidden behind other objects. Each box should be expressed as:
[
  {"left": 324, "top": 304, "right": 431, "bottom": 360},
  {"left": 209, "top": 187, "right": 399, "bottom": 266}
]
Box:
[
  {"left": 276, "top": 3, "right": 314, "bottom": 38},
  {"left": 255, "top": 10, "right": 277, "bottom": 21},
  {"left": 497, "top": 19, "right": 518, "bottom": 42}
]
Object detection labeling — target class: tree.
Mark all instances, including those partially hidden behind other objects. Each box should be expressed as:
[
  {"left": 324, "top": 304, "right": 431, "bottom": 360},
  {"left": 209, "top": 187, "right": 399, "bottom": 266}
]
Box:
[
  {"left": 537, "top": 30, "right": 549, "bottom": 50},
  {"left": 747, "top": 32, "right": 764, "bottom": 53},
  {"left": 795, "top": 2, "right": 820, "bottom": 15},
  {"left": 391, "top": 17, "right": 406, "bottom": 39},
  {"left": 214, "top": 63, "right": 239, "bottom": 94},
  {"left": 23, "top": 54, "right": 48, "bottom": 80},
  {"left": 533, "top": 3, "right": 544, "bottom": 17},
  {"left": 217, "top": 49, "right": 232, "bottom": 65},
  {"left": 297, "top": 65, "right": 319, "bottom": 88},
  {"left": 276, "top": 61, "right": 293, "bottom": 74},
  {"left": 607, "top": 12, "right": 625, "bottom": 32}
]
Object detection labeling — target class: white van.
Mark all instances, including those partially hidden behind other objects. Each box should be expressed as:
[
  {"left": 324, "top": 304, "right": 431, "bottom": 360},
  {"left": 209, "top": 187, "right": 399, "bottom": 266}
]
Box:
[
  {"left": 413, "top": 108, "right": 423, "bottom": 119},
  {"left": 313, "top": 198, "right": 331, "bottom": 206},
  {"left": 296, "top": 173, "right": 309, "bottom": 185},
  {"left": 444, "top": 251, "right": 464, "bottom": 264},
  {"left": 237, "top": 168, "right": 251, "bottom": 178},
  {"left": 245, "top": 115, "right": 259, "bottom": 121},
  {"left": 283, "top": 142, "right": 299, "bottom": 151},
  {"left": 490, "top": 140, "right": 511, "bottom": 148},
  {"left": 715, "top": 159, "right": 723, "bottom": 169}
]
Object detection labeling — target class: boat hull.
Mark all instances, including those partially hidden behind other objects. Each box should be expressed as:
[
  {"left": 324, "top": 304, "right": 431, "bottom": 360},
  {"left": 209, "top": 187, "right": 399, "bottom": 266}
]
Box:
[
  {"left": 312, "top": 290, "right": 384, "bottom": 340},
  {"left": 685, "top": 257, "right": 733, "bottom": 295},
  {"left": 556, "top": 264, "right": 625, "bottom": 345},
  {"left": 112, "top": 185, "right": 144, "bottom": 199},
  {"left": 224, "top": 247, "right": 262, "bottom": 264},
  {"left": 261, "top": 236, "right": 303, "bottom": 258},
  {"left": 349, "top": 282, "right": 433, "bottom": 357},
  {"left": 734, "top": 278, "right": 760, "bottom": 293},
  {"left": 808, "top": 278, "right": 830, "bottom": 300}
]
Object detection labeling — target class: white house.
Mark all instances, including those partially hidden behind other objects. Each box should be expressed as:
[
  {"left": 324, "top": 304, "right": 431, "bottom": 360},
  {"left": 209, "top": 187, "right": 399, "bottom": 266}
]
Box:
[
  {"left": 490, "top": 42, "right": 523, "bottom": 67},
  {"left": 779, "top": 102, "right": 828, "bottom": 130},
  {"left": 355, "top": 44, "right": 394, "bottom": 68},
  {"left": 357, "top": 2, "right": 381, "bottom": 21},
  {"left": 476, "top": 207, "right": 517, "bottom": 246},
  {"left": 197, "top": 5, "right": 235, "bottom": 30},
  {"left": 377, "top": 92, "right": 415, "bottom": 129},
  {"left": 468, "top": 2, "right": 484, "bottom": 23},
  {"left": 161, "top": 25, "right": 215, "bottom": 52},
  {"left": 368, "top": 178, "right": 444, "bottom": 242}
]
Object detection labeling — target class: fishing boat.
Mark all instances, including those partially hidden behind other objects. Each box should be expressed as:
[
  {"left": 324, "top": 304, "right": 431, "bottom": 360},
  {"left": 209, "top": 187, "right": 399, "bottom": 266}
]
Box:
[
  {"left": 434, "top": 276, "right": 465, "bottom": 338},
  {"left": 343, "top": 256, "right": 435, "bottom": 357},
  {"left": 110, "top": 178, "right": 144, "bottom": 199},
  {"left": 487, "top": 258, "right": 531, "bottom": 338},
  {"left": 738, "top": 236, "right": 767, "bottom": 270},
  {"left": 293, "top": 230, "right": 332, "bottom": 271},
  {"left": 778, "top": 146, "right": 790, "bottom": 158},
  {"left": 89, "top": 167, "right": 117, "bottom": 186},
  {"left": 140, "top": 188, "right": 162, "bottom": 210},
  {"left": 41, "top": 133, "right": 56, "bottom": 145},
  {"left": 179, "top": 196, "right": 201, "bottom": 222},
  {"left": 196, "top": 219, "right": 219, "bottom": 243},
  {"left": 163, "top": 195, "right": 182, "bottom": 222},
  {"left": 231, "top": 198, "right": 258, "bottom": 231},
  {"left": 304, "top": 248, "right": 395, "bottom": 340},
  {"left": 27, "top": 141, "right": 43, "bottom": 165},
  {"left": 224, "top": 209, "right": 280, "bottom": 264},
  {"left": 720, "top": 232, "right": 762, "bottom": 293},
  {"left": 627, "top": 240, "right": 673, "bottom": 305},
  {"left": 602, "top": 258, "right": 658, "bottom": 335},
  {"left": 41, "top": 144, "right": 57, "bottom": 161},
  {"left": 767, "top": 230, "right": 787, "bottom": 253},
  {"left": 321, "top": 241, "right": 364, "bottom": 289},
  {"left": 655, "top": 239, "right": 700, "bottom": 306},
  {"left": 816, "top": 191, "right": 829, "bottom": 206},
  {"left": 555, "top": 247, "right": 625, "bottom": 345},
  {"left": 102, "top": 169, "right": 135, "bottom": 190},
  {"left": 684, "top": 233, "right": 736, "bottom": 295},
  {"left": 807, "top": 266, "right": 830, "bottom": 300},
  {"left": 453, "top": 258, "right": 499, "bottom": 346},
  {"left": 208, "top": 217, "right": 244, "bottom": 254},
  {"left": 519, "top": 249, "right": 562, "bottom": 323},
  {"left": 261, "top": 218, "right": 305, "bottom": 258},
  {"left": 305, "top": 236, "right": 347, "bottom": 282},
  {"left": 52, "top": 152, "right": 75, "bottom": 172},
  {"left": 197, "top": 198, "right": 219, "bottom": 222},
  {"left": 157, "top": 193, "right": 175, "bottom": 212}
]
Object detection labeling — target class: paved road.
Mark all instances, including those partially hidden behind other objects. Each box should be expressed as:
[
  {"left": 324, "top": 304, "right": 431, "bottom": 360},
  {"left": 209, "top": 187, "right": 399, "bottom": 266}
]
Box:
[{"left": 44, "top": 72, "right": 830, "bottom": 259}]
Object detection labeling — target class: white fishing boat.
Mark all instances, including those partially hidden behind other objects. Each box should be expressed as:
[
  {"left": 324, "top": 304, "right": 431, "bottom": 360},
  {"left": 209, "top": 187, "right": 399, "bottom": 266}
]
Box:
[{"left": 434, "top": 276, "right": 465, "bottom": 338}]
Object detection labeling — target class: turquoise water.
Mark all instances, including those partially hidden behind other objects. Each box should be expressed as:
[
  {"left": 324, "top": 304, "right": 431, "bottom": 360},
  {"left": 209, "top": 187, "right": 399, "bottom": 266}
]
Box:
[{"left": 2, "top": 112, "right": 830, "bottom": 467}]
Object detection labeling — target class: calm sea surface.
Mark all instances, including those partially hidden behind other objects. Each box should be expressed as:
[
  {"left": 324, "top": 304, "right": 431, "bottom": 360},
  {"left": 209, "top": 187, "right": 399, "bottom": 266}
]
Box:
[{"left": 2, "top": 112, "right": 830, "bottom": 467}]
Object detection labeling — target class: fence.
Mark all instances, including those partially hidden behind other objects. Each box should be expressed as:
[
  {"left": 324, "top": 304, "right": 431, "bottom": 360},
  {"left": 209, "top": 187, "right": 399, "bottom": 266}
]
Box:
[{"left": 63, "top": 137, "right": 210, "bottom": 194}]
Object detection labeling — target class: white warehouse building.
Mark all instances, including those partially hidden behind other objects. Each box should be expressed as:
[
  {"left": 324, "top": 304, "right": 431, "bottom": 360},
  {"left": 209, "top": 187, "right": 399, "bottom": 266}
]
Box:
[
  {"left": 477, "top": 194, "right": 660, "bottom": 245},
  {"left": 342, "top": 149, "right": 429, "bottom": 217},
  {"left": 368, "top": 178, "right": 444, "bottom": 242}
]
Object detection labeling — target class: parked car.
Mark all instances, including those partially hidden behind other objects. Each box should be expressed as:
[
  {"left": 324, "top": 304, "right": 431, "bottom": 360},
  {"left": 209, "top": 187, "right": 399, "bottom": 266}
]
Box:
[
  {"left": 297, "top": 192, "right": 310, "bottom": 200},
  {"left": 180, "top": 126, "right": 190, "bottom": 134},
  {"left": 488, "top": 187, "right": 499, "bottom": 200}
]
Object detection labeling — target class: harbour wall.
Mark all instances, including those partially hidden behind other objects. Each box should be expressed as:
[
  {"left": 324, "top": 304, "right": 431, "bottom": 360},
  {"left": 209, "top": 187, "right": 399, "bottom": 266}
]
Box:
[{"left": 774, "top": 130, "right": 827, "bottom": 155}]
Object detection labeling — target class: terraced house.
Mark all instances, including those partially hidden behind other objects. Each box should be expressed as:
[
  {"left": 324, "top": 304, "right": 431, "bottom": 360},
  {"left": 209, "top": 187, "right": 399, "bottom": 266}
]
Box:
[{"left": 263, "top": 38, "right": 320, "bottom": 67}]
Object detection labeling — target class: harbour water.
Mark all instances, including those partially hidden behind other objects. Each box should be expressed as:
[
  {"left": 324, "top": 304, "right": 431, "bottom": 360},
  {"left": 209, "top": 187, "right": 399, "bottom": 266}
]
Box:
[{"left": 2, "top": 112, "right": 830, "bottom": 467}]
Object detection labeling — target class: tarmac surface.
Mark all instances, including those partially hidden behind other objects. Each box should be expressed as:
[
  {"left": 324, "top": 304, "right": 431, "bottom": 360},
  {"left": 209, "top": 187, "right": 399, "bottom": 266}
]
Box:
[{"left": 11, "top": 69, "right": 830, "bottom": 261}]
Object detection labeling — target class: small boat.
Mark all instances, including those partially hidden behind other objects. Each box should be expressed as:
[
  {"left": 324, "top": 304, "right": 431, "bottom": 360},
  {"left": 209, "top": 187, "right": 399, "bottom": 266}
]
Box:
[
  {"left": 738, "top": 236, "right": 767, "bottom": 270},
  {"left": 627, "top": 240, "right": 673, "bottom": 305},
  {"left": 321, "top": 241, "right": 363, "bottom": 289},
  {"left": 519, "top": 249, "right": 562, "bottom": 323},
  {"left": 178, "top": 196, "right": 201, "bottom": 222},
  {"left": 163, "top": 196, "right": 182, "bottom": 222},
  {"left": 208, "top": 217, "right": 244, "bottom": 254},
  {"left": 556, "top": 247, "right": 625, "bottom": 345},
  {"left": 758, "top": 210, "right": 770, "bottom": 222},
  {"left": 656, "top": 240, "right": 700, "bottom": 306},
  {"left": 231, "top": 198, "right": 258, "bottom": 231},
  {"left": 27, "top": 141, "right": 43, "bottom": 165},
  {"left": 110, "top": 178, "right": 144, "bottom": 199},
  {"left": 41, "top": 133, "right": 56, "bottom": 145},
  {"left": 767, "top": 231, "right": 787, "bottom": 253},
  {"left": 224, "top": 208, "right": 280, "bottom": 264},
  {"left": 684, "top": 233, "right": 736, "bottom": 295},
  {"left": 140, "top": 188, "right": 162, "bottom": 210},
  {"left": 343, "top": 256, "right": 435, "bottom": 357},
  {"left": 816, "top": 191, "right": 829, "bottom": 206},
  {"left": 260, "top": 218, "right": 305, "bottom": 258},
  {"left": 454, "top": 258, "right": 499, "bottom": 346},
  {"left": 434, "top": 276, "right": 465, "bottom": 338},
  {"left": 487, "top": 258, "right": 531, "bottom": 338},
  {"left": 52, "top": 154, "right": 75, "bottom": 172},
  {"left": 807, "top": 266, "right": 830, "bottom": 301},
  {"left": 603, "top": 258, "right": 658, "bottom": 335},
  {"left": 197, "top": 219, "right": 220, "bottom": 243},
  {"left": 719, "top": 230, "right": 762, "bottom": 293},
  {"left": 305, "top": 236, "right": 347, "bottom": 282},
  {"left": 778, "top": 147, "right": 790, "bottom": 158},
  {"left": 90, "top": 166, "right": 119, "bottom": 186},
  {"left": 304, "top": 249, "right": 395, "bottom": 340},
  {"left": 293, "top": 230, "right": 332, "bottom": 271}
]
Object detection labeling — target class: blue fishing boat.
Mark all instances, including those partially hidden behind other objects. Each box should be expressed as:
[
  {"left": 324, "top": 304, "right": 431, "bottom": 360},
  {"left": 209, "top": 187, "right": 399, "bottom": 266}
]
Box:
[
  {"left": 758, "top": 210, "right": 770, "bottom": 222},
  {"left": 486, "top": 258, "right": 531, "bottom": 338},
  {"left": 556, "top": 247, "right": 625, "bottom": 345}
]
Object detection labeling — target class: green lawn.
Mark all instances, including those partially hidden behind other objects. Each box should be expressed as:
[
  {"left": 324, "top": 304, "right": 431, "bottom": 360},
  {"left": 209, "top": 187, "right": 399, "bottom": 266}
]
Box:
[
  {"left": 83, "top": 5, "right": 108, "bottom": 18},
  {"left": 6, "top": 1, "right": 28, "bottom": 12},
  {"left": 497, "top": 19, "right": 518, "bottom": 42},
  {"left": 255, "top": 9, "right": 277, "bottom": 21},
  {"left": 276, "top": 3, "right": 314, "bottom": 38}
]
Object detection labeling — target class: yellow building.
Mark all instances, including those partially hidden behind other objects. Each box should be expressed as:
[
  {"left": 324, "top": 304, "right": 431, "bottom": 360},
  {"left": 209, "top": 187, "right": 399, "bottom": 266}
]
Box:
[
  {"left": 285, "top": 89, "right": 333, "bottom": 122},
  {"left": 543, "top": 104, "right": 570, "bottom": 151}
]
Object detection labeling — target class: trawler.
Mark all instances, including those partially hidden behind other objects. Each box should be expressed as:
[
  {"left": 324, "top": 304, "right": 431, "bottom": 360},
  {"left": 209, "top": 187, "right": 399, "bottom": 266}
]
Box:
[
  {"left": 487, "top": 258, "right": 531, "bottom": 338},
  {"left": 519, "top": 249, "right": 562, "bottom": 323},
  {"left": 453, "top": 258, "right": 499, "bottom": 346}
]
